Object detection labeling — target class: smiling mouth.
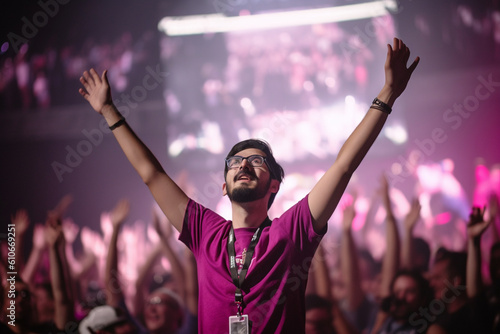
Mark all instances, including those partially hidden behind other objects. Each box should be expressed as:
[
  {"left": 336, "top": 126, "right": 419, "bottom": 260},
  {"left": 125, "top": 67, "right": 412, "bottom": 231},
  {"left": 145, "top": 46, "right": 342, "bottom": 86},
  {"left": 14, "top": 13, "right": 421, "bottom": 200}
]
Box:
[{"left": 235, "top": 172, "right": 255, "bottom": 182}]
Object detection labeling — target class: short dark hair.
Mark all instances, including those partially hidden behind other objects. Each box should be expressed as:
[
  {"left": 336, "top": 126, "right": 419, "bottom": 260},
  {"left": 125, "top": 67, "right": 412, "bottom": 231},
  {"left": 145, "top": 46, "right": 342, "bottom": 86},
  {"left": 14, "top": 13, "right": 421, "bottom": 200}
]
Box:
[
  {"left": 413, "top": 237, "right": 431, "bottom": 273},
  {"left": 434, "top": 249, "right": 467, "bottom": 285},
  {"left": 388, "top": 269, "right": 433, "bottom": 307},
  {"left": 358, "top": 248, "right": 382, "bottom": 277},
  {"left": 224, "top": 139, "right": 285, "bottom": 209},
  {"left": 390, "top": 269, "right": 431, "bottom": 293}
]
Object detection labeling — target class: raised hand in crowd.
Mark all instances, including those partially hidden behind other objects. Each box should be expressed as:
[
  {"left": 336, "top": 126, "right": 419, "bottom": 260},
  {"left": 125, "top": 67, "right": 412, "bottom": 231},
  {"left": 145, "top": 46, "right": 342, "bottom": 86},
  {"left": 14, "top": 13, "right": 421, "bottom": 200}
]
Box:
[
  {"left": 62, "top": 218, "right": 79, "bottom": 245},
  {"left": 104, "top": 198, "right": 131, "bottom": 308},
  {"left": 79, "top": 226, "right": 104, "bottom": 285},
  {"left": 307, "top": 241, "right": 360, "bottom": 334},
  {"left": 110, "top": 199, "right": 131, "bottom": 230},
  {"left": 11, "top": 209, "right": 29, "bottom": 271},
  {"left": 21, "top": 223, "right": 46, "bottom": 285},
  {"left": 61, "top": 218, "right": 82, "bottom": 276},
  {"left": 401, "top": 198, "right": 423, "bottom": 271},
  {"left": 466, "top": 206, "right": 490, "bottom": 298},
  {"left": 403, "top": 198, "right": 421, "bottom": 233},
  {"left": 489, "top": 194, "right": 500, "bottom": 242},
  {"left": 339, "top": 195, "right": 367, "bottom": 320},
  {"left": 378, "top": 173, "right": 400, "bottom": 299},
  {"left": 133, "top": 205, "right": 185, "bottom": 315},
  {"left": 468, "top": 206, "right": 490, "bottom": 240},
  {"left": 45, "top": 202, "right": 75, "bottom": 331}
]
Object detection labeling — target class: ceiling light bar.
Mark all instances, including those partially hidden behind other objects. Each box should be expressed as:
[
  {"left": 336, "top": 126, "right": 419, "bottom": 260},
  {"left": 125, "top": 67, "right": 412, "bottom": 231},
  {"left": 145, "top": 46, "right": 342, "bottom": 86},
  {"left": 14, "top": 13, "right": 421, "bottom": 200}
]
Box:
[{"left": 158, "top": 0, "right": 398, "bottom": 36}]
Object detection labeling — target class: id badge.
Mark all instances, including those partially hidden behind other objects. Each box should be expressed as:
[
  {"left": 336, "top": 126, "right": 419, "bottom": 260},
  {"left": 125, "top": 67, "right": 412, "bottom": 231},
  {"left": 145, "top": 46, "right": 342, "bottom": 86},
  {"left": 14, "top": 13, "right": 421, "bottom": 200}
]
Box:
[{"left": 229, "top": 314, "right": 250, "bottom": 334}]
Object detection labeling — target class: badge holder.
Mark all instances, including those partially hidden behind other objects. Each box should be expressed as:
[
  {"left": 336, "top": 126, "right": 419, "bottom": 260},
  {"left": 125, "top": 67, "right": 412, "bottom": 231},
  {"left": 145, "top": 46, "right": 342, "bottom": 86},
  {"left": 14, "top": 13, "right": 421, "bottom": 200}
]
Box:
[
  {"left": 229, "top": 314, "right": 249, "bottom": 334},
  {"left": 229, "top": 300, "right": 250, "bottom": 334}
]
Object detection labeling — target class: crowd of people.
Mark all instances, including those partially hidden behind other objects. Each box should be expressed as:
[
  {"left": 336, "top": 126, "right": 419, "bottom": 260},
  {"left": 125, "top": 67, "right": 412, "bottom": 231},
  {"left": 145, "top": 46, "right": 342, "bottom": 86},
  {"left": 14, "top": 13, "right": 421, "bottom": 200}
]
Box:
[
  {"left": 1, "top": 195, "right": 198, "bottom": 334},
  {"left": 0, "top": 30, "right": 157, "bottom": 112},
  {"left": 1, "top": 162, "right": 500, "bottom": 333}
]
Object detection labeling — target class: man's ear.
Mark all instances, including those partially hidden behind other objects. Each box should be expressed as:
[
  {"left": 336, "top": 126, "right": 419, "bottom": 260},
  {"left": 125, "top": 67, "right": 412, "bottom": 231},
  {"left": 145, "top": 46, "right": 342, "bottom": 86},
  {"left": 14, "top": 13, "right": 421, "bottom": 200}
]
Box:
[
  {"left": 222, "top": 182, "right": 227, "bottom": 196},
  {"left": 270, "top": 179, "right": 280, "bottom": 194}
]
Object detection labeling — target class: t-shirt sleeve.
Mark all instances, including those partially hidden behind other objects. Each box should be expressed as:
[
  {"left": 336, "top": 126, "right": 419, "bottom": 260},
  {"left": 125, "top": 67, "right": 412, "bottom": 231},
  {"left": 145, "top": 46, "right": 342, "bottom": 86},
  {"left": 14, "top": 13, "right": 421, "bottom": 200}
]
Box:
[
  {"left": 178, "top": 199, "right": 228, "bottom": 256},
  {"left": 272, "top": 194, "right": 327, "bottom": 254}
]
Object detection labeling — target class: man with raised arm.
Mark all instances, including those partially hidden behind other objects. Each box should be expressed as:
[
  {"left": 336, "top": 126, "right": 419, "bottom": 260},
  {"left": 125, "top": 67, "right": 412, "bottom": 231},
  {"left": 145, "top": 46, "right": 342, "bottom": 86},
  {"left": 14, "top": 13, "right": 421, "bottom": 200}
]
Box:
[{"left": 79, "top": 37, "right": 419, "bottom": 333}]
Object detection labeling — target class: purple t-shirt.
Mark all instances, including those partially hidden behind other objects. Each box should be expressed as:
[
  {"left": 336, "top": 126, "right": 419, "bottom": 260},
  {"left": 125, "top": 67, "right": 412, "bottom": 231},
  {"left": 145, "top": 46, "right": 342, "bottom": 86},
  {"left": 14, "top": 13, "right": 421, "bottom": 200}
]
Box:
[{"left": 179, "top": 195, "right": 325, "bottom": 333}]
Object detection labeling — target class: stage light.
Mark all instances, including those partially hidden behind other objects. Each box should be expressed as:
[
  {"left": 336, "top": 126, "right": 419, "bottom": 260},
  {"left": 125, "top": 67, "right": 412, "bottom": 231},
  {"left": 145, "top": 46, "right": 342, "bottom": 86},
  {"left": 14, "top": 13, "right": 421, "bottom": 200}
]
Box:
[
  {"left": 384, "top": 123, "right": 408, "bottom": 145},
  {"left": 158, "top": 0, "right": 398, "bottom": 36}
]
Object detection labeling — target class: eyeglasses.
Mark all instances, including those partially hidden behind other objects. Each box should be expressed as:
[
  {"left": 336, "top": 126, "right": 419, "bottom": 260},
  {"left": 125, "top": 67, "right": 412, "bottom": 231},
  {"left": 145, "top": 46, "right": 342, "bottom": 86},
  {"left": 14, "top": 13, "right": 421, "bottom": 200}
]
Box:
[{"left": 225, "top": 155, "right": 267, "bottom": 169}]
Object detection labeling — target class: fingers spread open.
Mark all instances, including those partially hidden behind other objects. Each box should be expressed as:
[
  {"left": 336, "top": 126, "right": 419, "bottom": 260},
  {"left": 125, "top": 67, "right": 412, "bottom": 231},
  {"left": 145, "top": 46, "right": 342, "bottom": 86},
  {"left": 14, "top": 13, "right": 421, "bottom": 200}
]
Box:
[
  {"left": 101, "top": 69, "right": 108, "bottom": 83},
  {"left": 90, "top": 68, "right": 101, "bottom": 83},
  {"left": 408, "top": 56, "right": 420, "bottom": 74},
  {"left": 78, "top": 88, "right": 89, "bottom": 100},
  {"left": 81, "top": 70, "right": 94, "bottom": 89}
]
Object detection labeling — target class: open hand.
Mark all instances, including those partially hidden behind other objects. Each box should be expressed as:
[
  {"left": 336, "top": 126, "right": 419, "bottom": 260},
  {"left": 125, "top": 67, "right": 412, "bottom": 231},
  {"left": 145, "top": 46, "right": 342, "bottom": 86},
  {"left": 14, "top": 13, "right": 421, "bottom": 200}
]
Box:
[
  {"left": 63, "top": 218, "right": 80, "bottom": 244},
  {"left": 467, "top": 206, "right": 489, "bottom": 240},
  {"left": 384, "top": 38, "right": 420, "bottom": 100},
  {"left": 79, "top": 69, "right": 113, "bottom": 114},
  {"left": 341, "top": 196, "right": 356, "bottom": 232},
  {"left": 45, "top": 210, "right": 64, "bottom": 247},
  {"left": 110, "top": 199, "right": 131, "bottom": 229},
  {"left": 404, "top": 198, "right": 421, "bottom": 231},
  {"left": 33, "top": 224, "right": 47, "bottom": 250},
  {"left": 11, "top": 209, "right": 29, "bottom": 236}
]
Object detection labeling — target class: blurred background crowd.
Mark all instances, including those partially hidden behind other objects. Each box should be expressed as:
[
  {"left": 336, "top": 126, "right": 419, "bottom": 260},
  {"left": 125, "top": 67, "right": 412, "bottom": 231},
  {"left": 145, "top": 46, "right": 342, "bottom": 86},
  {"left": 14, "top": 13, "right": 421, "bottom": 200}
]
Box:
[{"left": 2, "top": 160, "right": 500, "bottom": 333}]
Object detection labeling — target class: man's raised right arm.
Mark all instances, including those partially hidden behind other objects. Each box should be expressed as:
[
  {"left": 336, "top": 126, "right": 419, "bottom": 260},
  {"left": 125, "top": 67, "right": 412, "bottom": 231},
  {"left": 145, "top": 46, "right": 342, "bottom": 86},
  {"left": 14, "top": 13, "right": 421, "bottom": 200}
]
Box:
[{"left": 79, "top": 68, "right": 189, "bottom": 232}]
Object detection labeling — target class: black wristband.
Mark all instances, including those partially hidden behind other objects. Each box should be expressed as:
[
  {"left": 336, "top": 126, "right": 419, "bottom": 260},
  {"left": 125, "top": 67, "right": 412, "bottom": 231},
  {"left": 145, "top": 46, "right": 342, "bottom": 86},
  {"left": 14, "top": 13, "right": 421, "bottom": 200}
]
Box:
[
  {"left": 109, "top": 118, "right": 126, "bottom": 130},
  {"left": 371, "top": 97, "right": 392, "bottom": 114}
]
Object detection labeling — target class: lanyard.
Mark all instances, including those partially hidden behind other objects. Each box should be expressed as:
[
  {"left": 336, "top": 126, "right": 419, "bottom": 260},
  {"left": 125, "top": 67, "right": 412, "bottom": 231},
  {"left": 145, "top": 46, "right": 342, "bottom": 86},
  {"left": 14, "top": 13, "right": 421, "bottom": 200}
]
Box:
[{"left": 227, "top": 217, "right": 271, "bottom": 316}]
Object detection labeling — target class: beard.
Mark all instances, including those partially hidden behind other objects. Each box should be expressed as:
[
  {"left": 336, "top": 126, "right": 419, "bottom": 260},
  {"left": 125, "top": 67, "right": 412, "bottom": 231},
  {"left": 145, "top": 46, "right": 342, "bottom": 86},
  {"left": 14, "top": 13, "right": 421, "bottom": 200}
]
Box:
[
  {"left": 227, "top": 171, "right": 271, "bottom": 203},
  {"left": 388, "top": 298, "right": 415, "bottom": 321}
]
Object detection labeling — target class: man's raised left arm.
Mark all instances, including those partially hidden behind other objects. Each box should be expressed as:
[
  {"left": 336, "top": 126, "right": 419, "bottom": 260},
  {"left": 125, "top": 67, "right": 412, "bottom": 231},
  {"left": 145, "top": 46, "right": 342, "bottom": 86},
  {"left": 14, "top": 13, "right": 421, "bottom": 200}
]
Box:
[{"left": 308, "top": 37, "right": 420, "bottom": 232}]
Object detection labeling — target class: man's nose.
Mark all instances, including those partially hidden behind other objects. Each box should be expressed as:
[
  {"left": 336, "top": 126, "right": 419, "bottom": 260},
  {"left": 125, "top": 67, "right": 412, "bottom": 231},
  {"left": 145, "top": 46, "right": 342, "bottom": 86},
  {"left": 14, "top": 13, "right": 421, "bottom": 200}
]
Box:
[{"left": 239, "top": 158, "right": 252, "bottom": 169}]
